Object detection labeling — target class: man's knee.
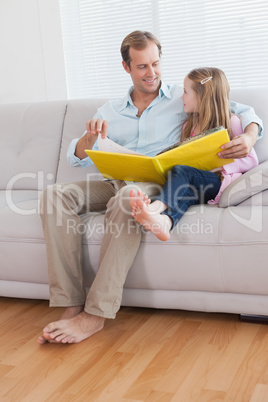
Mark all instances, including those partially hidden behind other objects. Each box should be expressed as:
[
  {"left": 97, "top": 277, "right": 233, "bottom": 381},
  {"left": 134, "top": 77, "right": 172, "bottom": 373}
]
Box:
[
  {"left": 40, "top": 183, "right": 79, "bottom": 217},
  {"left": 40, "top": 184, "right": 59, "bottom": 217},
  {"left": 106, "top": 184, "right": 131, "bottom": 216},
  {"left": 106, "top": 182, "right": 161, "bottom": 216}
]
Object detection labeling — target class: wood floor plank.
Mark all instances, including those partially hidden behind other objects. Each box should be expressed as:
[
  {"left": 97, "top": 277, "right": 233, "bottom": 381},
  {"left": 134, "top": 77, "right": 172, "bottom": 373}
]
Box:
[
  {"left": 169, "top": 342, "right": 221, "bottom": 400},
  {"left": 18, "top": 328, "right": 128, "bottom": 401},
  {"left": 195, "top": 389, "right": 226, "bottom": 402},
  {"left": 204, "top": 323, "right": 260, "bottom": 392},
  {"left": 224, "top": 329, "right": 268, "bottom": 402},
  {"left": 145, "top": 390, "right": 174, "bottom": 402},
  {"left": 124, "top": 319, "right": 201, "bottom": 400},
  {"left": 118, "top": 309, "right": 185, "bottom": 354},
  {"left": 58, "top": 313, "right": 178, "bottom": 401},
  {"left": 1, "top": 297, "right": 268, "bottom": 401},
  {"left": 250, "top": 384, "right": 268, "bottom": 402},
  {"left": 153, "top": 324, "right": 216, "bottom": 394}
]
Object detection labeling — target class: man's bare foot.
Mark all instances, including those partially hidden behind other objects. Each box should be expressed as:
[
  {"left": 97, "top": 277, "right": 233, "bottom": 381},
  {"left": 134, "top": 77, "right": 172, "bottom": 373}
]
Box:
[
  {"left": 38, "top": 305, "right": 84, "bottom": 344},
  {"left": 38, "top": 311, "right": 105, "bottom": 344},
  {"left": 60, "top": 305, "right": 84, "bottom": 319},
  {"left": 129, "top": 190, "right": 172, "bottom": 241}
]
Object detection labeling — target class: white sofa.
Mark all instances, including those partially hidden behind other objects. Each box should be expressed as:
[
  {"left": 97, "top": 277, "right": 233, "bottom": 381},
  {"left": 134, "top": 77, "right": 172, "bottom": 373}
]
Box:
[{"left": 1, "top": 87, "right": 268, "bottom": 318}]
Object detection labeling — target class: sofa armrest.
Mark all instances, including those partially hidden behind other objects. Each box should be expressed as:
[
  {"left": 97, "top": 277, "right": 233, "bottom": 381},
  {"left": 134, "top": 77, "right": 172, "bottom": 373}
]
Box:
[{"left": 219, "top": 160, "right": 268, "bottom": 207}]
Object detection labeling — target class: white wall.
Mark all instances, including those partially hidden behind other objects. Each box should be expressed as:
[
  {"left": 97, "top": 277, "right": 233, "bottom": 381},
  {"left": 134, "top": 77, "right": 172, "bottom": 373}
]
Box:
[{"left": 0, "top": 0, "right": 67, "bottom": 104}]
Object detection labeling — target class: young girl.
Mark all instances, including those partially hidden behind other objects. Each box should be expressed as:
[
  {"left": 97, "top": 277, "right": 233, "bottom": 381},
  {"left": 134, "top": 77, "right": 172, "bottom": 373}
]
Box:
[{"left": 129, "top": 67, "right": 259, "bottom": 241}]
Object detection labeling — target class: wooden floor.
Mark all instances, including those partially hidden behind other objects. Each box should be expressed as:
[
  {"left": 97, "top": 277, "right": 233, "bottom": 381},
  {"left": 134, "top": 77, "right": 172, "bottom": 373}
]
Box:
[{"left": 1, "top": 298, "right": 268, "bottom": 402}]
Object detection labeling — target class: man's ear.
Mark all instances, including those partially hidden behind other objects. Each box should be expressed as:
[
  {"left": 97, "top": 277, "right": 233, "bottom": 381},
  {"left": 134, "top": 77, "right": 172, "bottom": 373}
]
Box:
[{"left": 122, "top": 61, "right": 131, "bottom": 74}]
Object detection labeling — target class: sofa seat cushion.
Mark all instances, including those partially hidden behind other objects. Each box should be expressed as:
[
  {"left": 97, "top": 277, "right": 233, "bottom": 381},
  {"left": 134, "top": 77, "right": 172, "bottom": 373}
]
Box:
[
  {"left": 0, "top": 196, "right": 48, "bottom": 284},
  {"left": 0, "top": 189, "right": 40, "bottom": 209},
  {"left": 80, "top": 204, "right": 268, "bottom": 297}
]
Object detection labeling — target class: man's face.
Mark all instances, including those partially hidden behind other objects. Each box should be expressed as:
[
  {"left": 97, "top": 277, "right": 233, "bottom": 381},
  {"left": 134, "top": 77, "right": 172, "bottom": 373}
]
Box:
[{"left": 122, "top": 42, "right": 161, "bottom": 96}]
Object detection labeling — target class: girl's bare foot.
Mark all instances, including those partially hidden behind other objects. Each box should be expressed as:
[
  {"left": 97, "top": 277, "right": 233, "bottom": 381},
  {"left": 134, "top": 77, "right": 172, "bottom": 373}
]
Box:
[
  {"left": 129, "top": 190, "right": 172, "bottom": 241},
  {"left": 129, "top": 189, "right": 150, "bottom": 213}
]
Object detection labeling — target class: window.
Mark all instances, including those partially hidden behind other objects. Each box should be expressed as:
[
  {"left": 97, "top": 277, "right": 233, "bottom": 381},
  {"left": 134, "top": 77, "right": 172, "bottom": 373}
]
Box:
[{"left": 59, "top": 0, "right": 268, "bottom": 99}]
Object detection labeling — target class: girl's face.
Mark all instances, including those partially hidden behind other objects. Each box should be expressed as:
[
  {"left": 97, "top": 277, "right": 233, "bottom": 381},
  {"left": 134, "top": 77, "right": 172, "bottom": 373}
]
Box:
[{"left": 181, "top": 76, "right": 200, "bottom": 113}]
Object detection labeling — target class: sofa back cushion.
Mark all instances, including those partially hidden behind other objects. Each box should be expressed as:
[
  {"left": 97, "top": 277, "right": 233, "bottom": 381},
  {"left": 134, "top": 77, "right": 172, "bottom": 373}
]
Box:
[
  {"left": 0, "top": 101, "right": 67, "bottom": 190},
  {"left": 56, "top": 99, "right": 107, "bottom": 184},
  {"left": 230, "top": 87, "right": 268, "bottom": 163}
]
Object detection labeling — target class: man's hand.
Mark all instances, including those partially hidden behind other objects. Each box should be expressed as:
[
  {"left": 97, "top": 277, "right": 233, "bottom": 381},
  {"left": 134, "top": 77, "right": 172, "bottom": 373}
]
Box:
[
  {"left": 75, "top": 119, "right": 108, "bottom": 159},
  {"left": 86, "top": 118, "right": 109, "bottom": 139},
  {"left": 218, "top": 122, "right": 259, "bottom": 159}
]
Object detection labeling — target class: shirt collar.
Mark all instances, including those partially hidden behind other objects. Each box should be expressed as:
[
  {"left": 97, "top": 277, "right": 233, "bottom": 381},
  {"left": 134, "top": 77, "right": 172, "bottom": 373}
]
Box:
[
  {"left": 159, "top": 82, "right": 172, "bottom": 99},
  {"left": 119, "top": 81, "right": 171, "bottom": 112},
  {"left": 116, "top": 87, "right": 133, "bottom": 112}
]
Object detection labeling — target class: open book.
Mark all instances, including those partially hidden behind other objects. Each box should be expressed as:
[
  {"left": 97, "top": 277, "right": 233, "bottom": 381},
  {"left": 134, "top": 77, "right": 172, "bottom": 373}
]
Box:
[{"left": 85, "top": 126, "right": 234, "bottom": 185}]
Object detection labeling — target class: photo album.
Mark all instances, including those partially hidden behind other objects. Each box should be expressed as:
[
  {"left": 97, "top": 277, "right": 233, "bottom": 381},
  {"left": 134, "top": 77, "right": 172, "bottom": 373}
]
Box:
[{"left": 85, "top": 126, "right": 233, "bottom": 184}]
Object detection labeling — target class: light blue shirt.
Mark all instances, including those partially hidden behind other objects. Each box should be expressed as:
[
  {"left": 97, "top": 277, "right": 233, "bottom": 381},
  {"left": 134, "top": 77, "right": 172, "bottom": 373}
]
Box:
[{"left": 67, "top": 82, "right": 263, "bottom": 168}]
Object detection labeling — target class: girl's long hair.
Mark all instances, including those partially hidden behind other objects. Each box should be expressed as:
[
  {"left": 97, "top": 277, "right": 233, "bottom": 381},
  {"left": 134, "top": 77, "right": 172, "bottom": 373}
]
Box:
[{"left": 182, "top": 67, "right": 232, "bottom": 141}]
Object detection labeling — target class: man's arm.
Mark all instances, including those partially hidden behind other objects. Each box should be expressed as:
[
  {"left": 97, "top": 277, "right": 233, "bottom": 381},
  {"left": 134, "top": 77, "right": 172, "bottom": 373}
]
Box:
[
  {"left": 219, "top": 98, "right": 263, "bottom": 159},
  {"left": 218, "top": 122, "right": 259, "bottom": 159}
]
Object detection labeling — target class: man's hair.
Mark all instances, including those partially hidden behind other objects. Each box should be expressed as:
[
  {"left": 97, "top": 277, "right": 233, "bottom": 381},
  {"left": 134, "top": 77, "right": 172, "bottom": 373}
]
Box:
[
  {"left": 182, "top": 67, "right": 232, "bottom": 140},
  {"left": 121, "top": 30, "right": 162, "bottom": 68}
]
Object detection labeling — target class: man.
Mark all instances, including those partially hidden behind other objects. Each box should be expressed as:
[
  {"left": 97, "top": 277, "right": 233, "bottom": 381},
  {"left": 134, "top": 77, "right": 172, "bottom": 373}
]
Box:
[{"left": 38, "top": 31, "right": 262, "bottom": 344}]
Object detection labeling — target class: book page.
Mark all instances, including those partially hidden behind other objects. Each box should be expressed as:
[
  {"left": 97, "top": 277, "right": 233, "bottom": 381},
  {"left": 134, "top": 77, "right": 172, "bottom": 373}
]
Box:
[
  {"left": 98, "top": 135, "right": 141, "bottom": 155},
  {"left": 157, "top": 126, "right": 224, "bottom": 155}
]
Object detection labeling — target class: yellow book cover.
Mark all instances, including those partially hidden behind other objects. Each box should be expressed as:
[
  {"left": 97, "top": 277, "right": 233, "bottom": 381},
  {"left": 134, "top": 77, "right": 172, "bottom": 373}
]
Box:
[{"left": 85, "top": 126, "right": 234, "bottom": 185}]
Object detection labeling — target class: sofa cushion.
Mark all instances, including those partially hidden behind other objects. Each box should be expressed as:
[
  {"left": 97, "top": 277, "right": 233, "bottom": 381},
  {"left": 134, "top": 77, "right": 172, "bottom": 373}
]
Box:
[
  {"left": 0, "top": 197, "right": 49, "bottom": 284},
  {"left": 56, "top": 99, "right": 107, "bottom": 184},
  {"left": 79, "top": 204, "right": 268, "bottom": 296},
  {"left": 219, "top": 161, "right": 268, "bottom": 207},
  {"left": 230, "top": 87, "right": 268, "bottom": 163},
  {"left": 237, "top": 189, "right": 268, "bottom": 206},
  {"left": 0, "top": 101, "right": 67, "bottom": 190}
]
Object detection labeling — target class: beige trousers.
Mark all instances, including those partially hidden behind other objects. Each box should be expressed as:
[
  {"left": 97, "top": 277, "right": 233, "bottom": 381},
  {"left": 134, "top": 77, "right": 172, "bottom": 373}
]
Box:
[{"left": 40, "top": 179, "right": 161, "bottom": 319}]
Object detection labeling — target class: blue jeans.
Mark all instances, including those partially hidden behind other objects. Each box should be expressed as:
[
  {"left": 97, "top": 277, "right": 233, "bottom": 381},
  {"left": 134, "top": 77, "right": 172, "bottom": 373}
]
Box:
[{"left": 156, "top": 165, "right": 222, "bottom": 228}]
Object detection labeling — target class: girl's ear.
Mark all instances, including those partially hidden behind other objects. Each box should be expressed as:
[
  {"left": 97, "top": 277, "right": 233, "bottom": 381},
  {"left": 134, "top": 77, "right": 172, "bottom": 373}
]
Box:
[{"left": 122, "top": 61, "right": 131, "bottom": 74}]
